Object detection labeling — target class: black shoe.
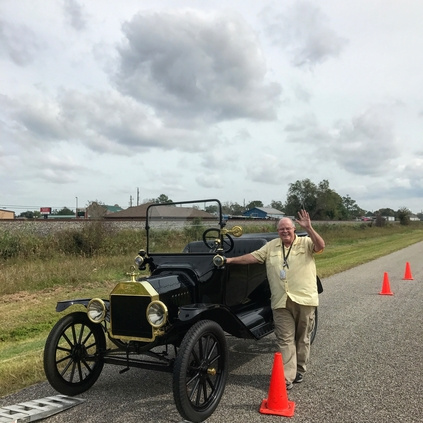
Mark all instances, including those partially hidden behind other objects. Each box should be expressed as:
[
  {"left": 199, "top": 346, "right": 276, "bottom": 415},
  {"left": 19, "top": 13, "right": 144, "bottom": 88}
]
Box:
[
  {"left": 286, "top": 381, "right": 293, "bottom": 390},
  {"left": 294, "top": 373, "right": 303, "bottom": 383}
]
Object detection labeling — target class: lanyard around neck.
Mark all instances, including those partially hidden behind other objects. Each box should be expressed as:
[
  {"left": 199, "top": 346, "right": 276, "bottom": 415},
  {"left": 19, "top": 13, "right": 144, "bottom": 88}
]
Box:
[{"left": 282, "top": 243, "right": 292, "bottom": 269}]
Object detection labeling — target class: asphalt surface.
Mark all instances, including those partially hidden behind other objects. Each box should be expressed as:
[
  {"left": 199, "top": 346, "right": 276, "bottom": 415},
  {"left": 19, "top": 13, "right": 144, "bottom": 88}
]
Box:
[{"left": 1, "top": 242, "right": 422, "bottom": 423}]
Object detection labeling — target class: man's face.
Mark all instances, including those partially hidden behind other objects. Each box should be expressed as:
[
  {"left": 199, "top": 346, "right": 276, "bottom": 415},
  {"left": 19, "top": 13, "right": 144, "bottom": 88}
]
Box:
[{"left": 277, "top": 220, "right": 295, "bottom": 244}]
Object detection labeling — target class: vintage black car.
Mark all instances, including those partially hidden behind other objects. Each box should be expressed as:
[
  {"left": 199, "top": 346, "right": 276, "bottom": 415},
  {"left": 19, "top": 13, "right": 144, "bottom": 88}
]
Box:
[{"left": 43, "top": 199, "right": 318, "bottom": 422}]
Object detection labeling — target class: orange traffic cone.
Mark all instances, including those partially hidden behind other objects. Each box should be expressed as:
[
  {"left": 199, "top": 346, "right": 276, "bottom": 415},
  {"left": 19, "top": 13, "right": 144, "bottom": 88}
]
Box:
[
  {"left": 403, "top": 262, "right": 414, "bottom": 280},
  {"left": 260, "top": 352, "right": 295, "bottom": 417},
  {"left": 379, "top": 272, "right": 393, "bottom": 295}
]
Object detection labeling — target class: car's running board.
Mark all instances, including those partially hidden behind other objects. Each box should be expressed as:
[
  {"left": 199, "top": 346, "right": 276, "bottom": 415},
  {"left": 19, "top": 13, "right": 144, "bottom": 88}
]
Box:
[{"left": 236, "top": 306, "right": 274, "bottom": 340}]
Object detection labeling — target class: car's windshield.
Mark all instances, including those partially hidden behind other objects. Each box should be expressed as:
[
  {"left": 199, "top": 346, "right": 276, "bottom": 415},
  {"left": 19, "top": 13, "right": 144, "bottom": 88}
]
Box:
[{"left": 146, "top": 199, "right": 223, "bottom": 254}]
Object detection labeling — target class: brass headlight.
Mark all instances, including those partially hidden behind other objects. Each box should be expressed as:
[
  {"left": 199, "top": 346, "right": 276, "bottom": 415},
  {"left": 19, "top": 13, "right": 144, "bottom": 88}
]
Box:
[
  {"left": 87, "top": 298, "right": 106, "bottom": 323},
  {"left": 146, "top": 301, "right": 168, "bottom": 328}
]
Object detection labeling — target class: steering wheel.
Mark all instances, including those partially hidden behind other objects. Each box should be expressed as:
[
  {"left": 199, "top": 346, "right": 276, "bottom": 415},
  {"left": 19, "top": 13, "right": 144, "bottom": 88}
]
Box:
[{"left": 202, "top": 228, "right": 234, "bottom": 253}]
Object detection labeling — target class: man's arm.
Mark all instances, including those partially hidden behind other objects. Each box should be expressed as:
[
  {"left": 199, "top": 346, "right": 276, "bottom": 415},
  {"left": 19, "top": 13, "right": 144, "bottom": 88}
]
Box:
[
  {"left": 226, "top": 253, "right": 260, "bottom": 265},
  {"left": 295, "top": 209, "right": 325, "bottom": 252}
]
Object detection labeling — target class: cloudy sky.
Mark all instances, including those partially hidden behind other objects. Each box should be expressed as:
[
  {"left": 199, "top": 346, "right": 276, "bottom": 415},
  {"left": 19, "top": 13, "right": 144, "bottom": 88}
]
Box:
[{"left": 1, "top": 0, "right": 423, "bottom": 215}]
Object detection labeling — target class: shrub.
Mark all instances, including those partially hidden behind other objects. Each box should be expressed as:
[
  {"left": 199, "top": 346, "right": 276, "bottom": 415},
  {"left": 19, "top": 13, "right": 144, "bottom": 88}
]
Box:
[
  {"left": 0, "top": 231, "right": 21, "bottom": 259},
  {"left": 57, "top": 221, "right": 109, "bottom": 257},
  {"left": 0, "top": 230, "right": 47, "bottom": 259},
  {"left": 374, "top": 214, "right": 386, "bottom": 227},
  {"left": 397, "top": 208, "right": 411, "bottom": 226},
  {"left": 183, "top": 218, "right": 206, "bottom": 240}
]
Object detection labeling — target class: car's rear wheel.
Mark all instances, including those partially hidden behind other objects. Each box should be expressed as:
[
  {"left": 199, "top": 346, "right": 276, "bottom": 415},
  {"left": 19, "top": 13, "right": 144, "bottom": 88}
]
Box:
[
  {"left": 173, "top": 320, "right": 228, "bottom": 423},
  {"left": 44, "top": 311, "right": 106, "bottom": 396}
]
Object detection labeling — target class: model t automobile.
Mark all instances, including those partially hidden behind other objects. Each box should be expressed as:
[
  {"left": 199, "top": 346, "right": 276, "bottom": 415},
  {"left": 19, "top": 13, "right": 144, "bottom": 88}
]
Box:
[{"left": 44, "top": 199, "right": 318, "bottom": 422}]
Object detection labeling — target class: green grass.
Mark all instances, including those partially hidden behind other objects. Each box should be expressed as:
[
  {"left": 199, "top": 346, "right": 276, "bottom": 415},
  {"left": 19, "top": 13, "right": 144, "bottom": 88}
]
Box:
[
  {"left": 1, "top": 222, "right": 422, "bottom": 398},
  {"left": 315, "top": 229, "right": 423, "bottom": 276}
]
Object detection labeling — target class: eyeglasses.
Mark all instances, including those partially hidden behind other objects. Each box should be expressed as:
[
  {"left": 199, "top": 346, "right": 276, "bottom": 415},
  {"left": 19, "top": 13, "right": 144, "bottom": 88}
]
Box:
[{"left": 278, "top": 227, "right": 294, "bottom": 231}]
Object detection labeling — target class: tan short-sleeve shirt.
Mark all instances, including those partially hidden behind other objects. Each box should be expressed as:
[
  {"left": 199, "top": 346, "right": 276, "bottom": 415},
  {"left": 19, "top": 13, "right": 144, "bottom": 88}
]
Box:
[{"left": 251, "top": 235, "right": 318, "bottom": 309}]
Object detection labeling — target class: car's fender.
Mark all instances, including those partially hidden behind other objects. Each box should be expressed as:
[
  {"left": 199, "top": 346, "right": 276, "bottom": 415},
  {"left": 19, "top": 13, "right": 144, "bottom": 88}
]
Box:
[{"left": 55, "top": 299, "right": 110, "bottom": 312}]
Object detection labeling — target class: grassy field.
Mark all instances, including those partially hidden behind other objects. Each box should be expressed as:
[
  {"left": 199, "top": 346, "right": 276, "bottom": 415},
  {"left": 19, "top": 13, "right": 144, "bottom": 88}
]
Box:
[{"left": 1, "top": 221, "right": 422, "bottom": 398}]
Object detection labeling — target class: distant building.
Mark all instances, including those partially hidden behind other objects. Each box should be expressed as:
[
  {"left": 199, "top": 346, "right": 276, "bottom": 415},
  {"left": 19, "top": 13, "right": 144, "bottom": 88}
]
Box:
[
  {"left": 242, "top": 207, "right": 284, "bottom": 220},
  {"left": 105, "top": 203, "right": 214, "bottom": 221},
  {"left": 0, "top": 209, "right": 15, "bottom": 219},
  {"left": 104, "top": 203, "right": 152, "bottom": 219},
  {"left": 86, "top": 202, "right": 123, "bottom": 219}
]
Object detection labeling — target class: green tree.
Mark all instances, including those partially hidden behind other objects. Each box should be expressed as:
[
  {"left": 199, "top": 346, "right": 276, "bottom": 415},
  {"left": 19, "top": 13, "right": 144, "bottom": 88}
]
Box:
[
  {"left": 377, "top": 208, "right": 396, "bottom": 217},
  {"left": 341, "top": 195, "right": 363, "bottom": 220},
  {"left": 314, "top": 180, "right": 344, "bottom": 220},
  {"left": 270, "top": 200, "right": 284, "bottom": 212},
  {"left": 18, "top": 210, "right": 41, "bottom": 219},
  {"left": 51, "top": 207, "right": 74, "bottom": 215},
  {"left": 397, "top": 207, "right": 411, "bottom": 225},
  {"left": 222, "top": 202, "right": 244, "bottom": 216},
  {"left": 230, "top": 202, "right": 245, "bottom": 215},
  {"left": 374, "top": 212, "right": 386, "bottom": 227},
  {"left": 284, "top": 179, "right": 318, "bottom": 217},
  {"left": 246, "top": 200, "right": 263, "bottom": 210},
  {"left": 155, "top": 194, "right": 172, "bottom": 204},
  {"left": 285, "top": 179, "right": 364, "bottom": 220},
  {"left": 86, "top": 201, "right": 106, "bottom": 219},
  {"left": 205, "top": 205, "right": 218, "bottom": 215}
]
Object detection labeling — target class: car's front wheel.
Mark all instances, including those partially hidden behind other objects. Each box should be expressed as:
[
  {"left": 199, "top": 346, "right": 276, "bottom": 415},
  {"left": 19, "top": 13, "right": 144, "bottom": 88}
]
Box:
[
  {"left": 43, "top": 311, "right": 106, "bottom": 396},
  {"left": 173, "top": 320, "right": 228, "bottom": 423}
]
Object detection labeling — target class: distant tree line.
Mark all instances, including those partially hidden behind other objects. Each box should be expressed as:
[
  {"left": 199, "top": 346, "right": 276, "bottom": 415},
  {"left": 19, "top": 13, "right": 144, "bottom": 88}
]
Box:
[
  {"left": 17, "top": 180, "right": 421, "bottom": 222},
  {"left": 18, "top": 207, "right": 75, "bottom": 219},
  {"left": 220, "top": 179, "right": 419, "bottom": 222}
]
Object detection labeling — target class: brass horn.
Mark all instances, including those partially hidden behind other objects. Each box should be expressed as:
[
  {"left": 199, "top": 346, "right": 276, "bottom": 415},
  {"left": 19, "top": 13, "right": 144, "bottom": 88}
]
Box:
[{"left": 221, "top": 225, "right": 243, "bottom": 238}]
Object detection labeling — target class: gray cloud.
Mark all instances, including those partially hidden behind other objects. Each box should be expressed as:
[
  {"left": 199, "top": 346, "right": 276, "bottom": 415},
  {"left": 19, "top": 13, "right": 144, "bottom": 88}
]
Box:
[
  {"left": 332, "top": 110, "right": 398, "bottom": 175},
  {"left": 285, "top": 107, "right": 399, "bottom": 176},
  {"left": 247, "top": 153, "right": 288, "bottom": 185},
  {"left": 58, "top": 90, "right": 213, "bottom": 153},
  {"left": 196, "top": 174, "right": 224, "bottom": 189},
  {"left": 63, "top": 0, "right": 87, "bottom": 31},
  {"left": 113, "top": 10, "right": 281, "bottom": 124},
  {"left": 261, "top": 1, "right": 347, "bottom": 68},
  {"left": 36, "top": 153, "right": 86, "bottom": 183},
  {"left": 1, "top": 89, "right": 214, "bottom": 156},
  {"left": 0, "top": 19, "right": 43, "bottom": 65},
  {"left": 14, "top": 101, "right": 68, "bottom": 142}
]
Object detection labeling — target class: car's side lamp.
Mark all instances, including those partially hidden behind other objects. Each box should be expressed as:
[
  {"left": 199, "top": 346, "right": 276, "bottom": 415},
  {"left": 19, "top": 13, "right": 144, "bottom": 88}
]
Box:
[
  {"left": 135, "top": 253, "right": 147, "bottom": 270},
  {"left": 213, "top": 254, "right": 226, "bottom": 268}
]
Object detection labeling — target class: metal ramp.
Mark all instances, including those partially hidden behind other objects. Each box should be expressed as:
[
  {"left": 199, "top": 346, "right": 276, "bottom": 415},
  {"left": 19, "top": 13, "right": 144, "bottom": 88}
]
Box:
[{"left": 0, "top": 395, "right": 85, "bottom": 423}]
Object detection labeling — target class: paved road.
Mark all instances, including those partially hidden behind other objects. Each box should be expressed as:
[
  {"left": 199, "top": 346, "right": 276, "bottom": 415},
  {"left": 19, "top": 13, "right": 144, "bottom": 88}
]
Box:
[{"left": 1, "top": 242, "right": 422, "bottom": 423}]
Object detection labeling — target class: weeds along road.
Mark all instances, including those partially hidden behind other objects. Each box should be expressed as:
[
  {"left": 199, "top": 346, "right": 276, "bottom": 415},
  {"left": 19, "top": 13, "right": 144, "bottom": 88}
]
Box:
[{"left": 1, "top": 242, "right": 422, "bottom": 423}]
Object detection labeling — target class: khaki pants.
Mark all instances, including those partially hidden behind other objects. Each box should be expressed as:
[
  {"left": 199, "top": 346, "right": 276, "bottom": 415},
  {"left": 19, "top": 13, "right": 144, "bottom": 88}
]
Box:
[{"left": 273, "top": 297, "right": 316, "bottom": 383}]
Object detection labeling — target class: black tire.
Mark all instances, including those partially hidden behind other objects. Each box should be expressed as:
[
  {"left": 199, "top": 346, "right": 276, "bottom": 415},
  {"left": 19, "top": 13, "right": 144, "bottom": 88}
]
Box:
[
  {"left": 44, "top": 311, "right": 106, "bottom": 396},
  {"left": 310, "top": 308, "right": 318, "bottom": 345},
  {"left": 173, "top": 320, "right": 228, "bottom": 423}
]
